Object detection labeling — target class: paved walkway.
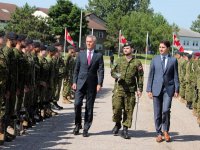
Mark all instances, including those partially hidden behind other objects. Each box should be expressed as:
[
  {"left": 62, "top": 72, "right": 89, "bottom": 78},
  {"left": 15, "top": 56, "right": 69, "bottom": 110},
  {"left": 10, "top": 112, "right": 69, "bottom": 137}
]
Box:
[{"left": 1, "top": 66, "right": 200, "bottom": 150}]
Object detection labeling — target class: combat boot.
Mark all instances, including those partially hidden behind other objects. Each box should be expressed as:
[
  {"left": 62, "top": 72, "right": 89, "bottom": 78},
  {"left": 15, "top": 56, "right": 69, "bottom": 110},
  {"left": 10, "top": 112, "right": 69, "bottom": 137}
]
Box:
[
  {"left": 197, "top": 116, "right": 200, "bottom": 127},
  {"left": 121, "top": 126, "right": 130, "bottom": 139},
  {"left": 62, "top": 97, "right": 72, "bottom": 104},
  {"left": 193, "top": 109, "right": 198, "bottom": 117},
  {"left": 0, "top": 120, "right": 5, "bottom": 145},
  {"left": 112, "top": 122, "right": 121, "bottom": 135}
]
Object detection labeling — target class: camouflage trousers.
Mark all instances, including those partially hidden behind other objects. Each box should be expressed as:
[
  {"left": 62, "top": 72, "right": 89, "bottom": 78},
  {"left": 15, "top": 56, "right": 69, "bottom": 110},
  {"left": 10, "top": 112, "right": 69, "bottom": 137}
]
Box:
[
  {"left": 179, "top": 81, "right": 186, "bottom": 99},
  {"left": 112, "top": 90, "right": 136, "bottom": 128},
  {"left": 0, "top": 86, "right": 5, "bottom": 118},
  {"left": 63, "top": 78, "right": 72, "bottom": 98},
  {"left": 192, "top": 87, "right": 198, "bottom": 110},
  {"left": 185, "top": 82, "right": 195, "bottom": 103},
  {"left": 197, "top": 89, "right": 200, "bottom": 117},
  {"left": 54, "top": 78, "right": 63, "bottom": 102}
]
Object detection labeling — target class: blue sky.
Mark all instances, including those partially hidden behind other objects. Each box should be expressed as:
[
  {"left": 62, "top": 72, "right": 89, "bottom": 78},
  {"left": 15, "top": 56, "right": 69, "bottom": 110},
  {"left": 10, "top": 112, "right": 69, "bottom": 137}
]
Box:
[{"left": 3, "top": 0, "right": 200, "bottom": 29}]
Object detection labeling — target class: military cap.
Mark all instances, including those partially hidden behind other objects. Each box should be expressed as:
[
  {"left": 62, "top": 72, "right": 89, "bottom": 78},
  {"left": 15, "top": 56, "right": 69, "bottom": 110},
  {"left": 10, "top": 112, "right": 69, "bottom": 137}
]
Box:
[
  {"left": 54, "top": 42, "right": 62, "bottom": 47},
  {"left": 33, "top": 42, "right": 40, "bottom": 48},
  {"left": 40, "top": 44, "right": 47, "bottom": 50},
  {"left": 0, "top": 31, "right": 5, "bottom": 38},
  {"left": 46, "top": 45, "right": 57, "bottom": 52},
  {"left": 122, "top": 41, "right": 133, "bottom": 48},
  {"left": 6, "top": 32, "right": 18, "bottom": 40},
  {"left": 67, "top": 45, "right": 74, "bottom": 50},
  {"left": 17, "top": 34, "right": 26, "bottom": 41},
  {"left": 194, "top": 52, "right": 200, "bottom": 57},
  {"left": 25, "top": 39, "right": 33, "bottom": 45}
]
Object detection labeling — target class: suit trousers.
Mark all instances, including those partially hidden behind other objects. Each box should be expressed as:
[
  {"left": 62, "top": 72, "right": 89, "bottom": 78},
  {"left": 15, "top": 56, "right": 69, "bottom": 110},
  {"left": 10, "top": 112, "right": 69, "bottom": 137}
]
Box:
[
  {"left": 74, "top": 80, "right": 97, "bottom": 130},
  {"left": 153, "top": 87, "right": 172, "bottom": 135}
]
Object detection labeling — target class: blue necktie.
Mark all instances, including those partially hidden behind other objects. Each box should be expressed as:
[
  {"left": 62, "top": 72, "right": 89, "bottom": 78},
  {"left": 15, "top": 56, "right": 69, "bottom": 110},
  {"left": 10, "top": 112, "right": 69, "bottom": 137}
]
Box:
[{"left": 162, "top": 56, "right": 166, "bottom": 70}]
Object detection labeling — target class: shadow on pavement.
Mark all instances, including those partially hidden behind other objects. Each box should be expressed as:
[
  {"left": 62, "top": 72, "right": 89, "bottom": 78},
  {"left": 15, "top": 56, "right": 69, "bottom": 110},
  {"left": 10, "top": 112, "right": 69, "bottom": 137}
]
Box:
[
  {"left": 172, "top": 135, "right": 200, "bottom": 142},
  {"left": 96, "top": 88, "right": 113, "bottom": 98},
  {"left": 0, "top": 111, "right": 75, "bottom": 150}
]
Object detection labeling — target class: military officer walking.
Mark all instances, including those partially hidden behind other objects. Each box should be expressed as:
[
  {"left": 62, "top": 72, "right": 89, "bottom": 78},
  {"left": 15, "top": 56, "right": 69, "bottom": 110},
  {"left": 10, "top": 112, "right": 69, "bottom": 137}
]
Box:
[{"left": 111, "top": 42, "right": 144, "bottom": 139}]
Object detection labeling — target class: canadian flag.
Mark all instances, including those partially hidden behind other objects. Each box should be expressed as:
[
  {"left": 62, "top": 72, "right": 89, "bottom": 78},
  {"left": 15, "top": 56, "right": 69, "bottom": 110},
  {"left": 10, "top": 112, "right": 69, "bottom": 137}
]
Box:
[
  {"left": 173, "top": 34, "right": 184, "bottom": 52},
  {"left": 65, "top": 28, "right": 75, "bottom": 47},
  {"left": 120, "top": 34, "right": 127, "bottom": 44}
]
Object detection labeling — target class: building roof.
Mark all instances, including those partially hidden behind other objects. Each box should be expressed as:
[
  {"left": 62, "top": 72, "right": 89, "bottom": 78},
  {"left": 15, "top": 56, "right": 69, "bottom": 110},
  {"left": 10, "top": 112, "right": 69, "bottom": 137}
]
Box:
[
  {"left": 179, "top": 28, "right": 200, "bottom": 38},
  {"left": 86, "top": 13, "right": 107, "bottom": 31},
  {"left": 0, "top": 2, "right": 17, "bottom": 21},
  {"left": 36, "top": 7, "right": 49, "bottom": 15}
]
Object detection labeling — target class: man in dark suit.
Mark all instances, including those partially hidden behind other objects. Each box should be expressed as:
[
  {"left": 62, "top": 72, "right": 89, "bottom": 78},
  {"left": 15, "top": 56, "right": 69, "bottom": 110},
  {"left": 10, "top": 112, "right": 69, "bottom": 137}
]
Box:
[
  {"left": 146, "top": 40, "right": 179, "bottom": 143},
  {"left": 72, "top": 35, "right": 104, "bottom": 137}
]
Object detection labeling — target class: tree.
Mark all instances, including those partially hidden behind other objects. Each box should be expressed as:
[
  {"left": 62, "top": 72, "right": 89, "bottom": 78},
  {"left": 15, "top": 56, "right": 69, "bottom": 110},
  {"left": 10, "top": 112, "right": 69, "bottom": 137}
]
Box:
[
  {"left": 6, "top": 3, "right": 51, "bottom": 42},
  {"left": 120, "top": 12, "right": 172, "bottom": 53},
  {"left": 87, "top": 0, "right": 151, "bottom": 19},
  {"left": 48, "top": 0, "right": 88, "bottom": 43},
  {"left": 87, "top": 0, "right": 152, "bottom": 47},
  {"left": 191, "top": 14, "right": 200, "bottom": 33}
]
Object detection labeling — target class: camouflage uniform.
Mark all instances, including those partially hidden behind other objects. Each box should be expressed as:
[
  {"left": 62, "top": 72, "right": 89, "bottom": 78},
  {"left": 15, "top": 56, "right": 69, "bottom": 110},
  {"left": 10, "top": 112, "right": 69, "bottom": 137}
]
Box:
[
  {"left": 63, "top": 53, "right": 75, "bottom": 99},
  {"left": 38, "top": 55, "right": 50, "bottom": 105},
  {"left": 54, "top": 55, "right": 65, "bottom": 102},
  {"left": 179, "top": 59, "right": 187, "bottom": 99},
  {"left": 197, "top": 59, "right": 200, "bottom": 123},
  {"left": 185, "top": 59, "right": 195, "bottom": 106},
  {"left": 0, "top": 46, "right": 9, "bottom": 142},
  {"left": 111, "top": 56, "right": 144, "bottom": 128},
  {"left": 13, "top": 48, "right": 28, "bottom": 112}
]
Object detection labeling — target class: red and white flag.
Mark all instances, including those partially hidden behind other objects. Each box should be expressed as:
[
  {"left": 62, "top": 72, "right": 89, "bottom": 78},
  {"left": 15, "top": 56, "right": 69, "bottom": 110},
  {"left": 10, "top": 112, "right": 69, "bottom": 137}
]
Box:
[
  {"left": 65, "top": 28, "right": 75, "bottom": 47},
  {"left": 120, "top": 34, "right": 127, "bottom": 44},
  {"left": 173, "top": 34, "right": 184, "bottom": 52}
]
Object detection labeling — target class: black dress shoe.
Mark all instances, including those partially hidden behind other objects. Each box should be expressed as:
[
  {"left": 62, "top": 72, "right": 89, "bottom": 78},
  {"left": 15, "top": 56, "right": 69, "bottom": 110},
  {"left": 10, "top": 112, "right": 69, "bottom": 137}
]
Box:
[
  {"left": 121, "top": 126, "right": 130, "bottom": 139},
  {"left": 53, "top": 102, "right": 63, "bottom": 110},
  {"left": 73, "top": 125, "right": 81, "bottom": 135},
  {"left": 51, "top": 103, "right": 61, "bottom": 110},
  {"left": 112, "top": 122, "right": 121, "bottom": 135},
  {"left": 83, "top": 130, "right": 89, "bottom": 137}
]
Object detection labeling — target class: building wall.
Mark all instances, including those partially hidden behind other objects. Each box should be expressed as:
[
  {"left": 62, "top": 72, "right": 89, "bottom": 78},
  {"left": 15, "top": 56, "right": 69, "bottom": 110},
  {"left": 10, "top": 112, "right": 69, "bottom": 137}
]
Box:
[{"left": 180, "top": 36, "right": 200, "bottom": 51}]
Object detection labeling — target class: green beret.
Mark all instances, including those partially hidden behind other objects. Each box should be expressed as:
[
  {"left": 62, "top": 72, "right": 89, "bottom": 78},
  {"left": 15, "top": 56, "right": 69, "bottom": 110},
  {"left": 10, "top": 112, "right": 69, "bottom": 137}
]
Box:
[
  {"left": 122, "top": 41, "right": 133, "bottom": 48},
  {"left": 17, "top": 34, "right": 26, "bottom": 41},
  {"left": 33, "top": 42, "right": 40, "bottom": 48},
  {"left": 67, "top": 45, "right": 74, "bottom": 50},
  {"left": 47, "top": 45, "right": 57, "bottom": 52},
  {"left": 54, "top": 42, "right": 62, "bottom": 47},
  {"left": 40, "top": 44, "right": 47, "bottom": 51},
  {"left": 6, "top": 32, "right": 18, "bottom": 40}
]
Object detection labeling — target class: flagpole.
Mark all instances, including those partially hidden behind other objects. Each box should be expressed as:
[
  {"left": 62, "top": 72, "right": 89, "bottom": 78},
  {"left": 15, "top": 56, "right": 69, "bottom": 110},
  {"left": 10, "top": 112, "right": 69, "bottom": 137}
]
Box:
[
  {"left": 144, "top": 31, "right": 148, "bottom": 72},
  {"left": 79, "top": 9, "right": 83, "bottom": 48},
  {"left": 92, "top": 28, "right": 94, "bottom": 35},
  {"left": 64, "top": 27, "right": 67, "bottom": 57},
  {"left": 118, "top": 30, "right": 121, "bottom": 58},
  {"left": 172, "top": 32, "right": 175, "bottom": 56}
]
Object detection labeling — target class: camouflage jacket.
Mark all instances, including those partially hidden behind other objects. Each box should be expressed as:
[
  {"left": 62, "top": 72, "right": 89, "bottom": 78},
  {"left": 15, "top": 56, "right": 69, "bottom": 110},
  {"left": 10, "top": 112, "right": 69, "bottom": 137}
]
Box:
[{"left": 111, "top": 55, "right": 144, "bottom": 93}]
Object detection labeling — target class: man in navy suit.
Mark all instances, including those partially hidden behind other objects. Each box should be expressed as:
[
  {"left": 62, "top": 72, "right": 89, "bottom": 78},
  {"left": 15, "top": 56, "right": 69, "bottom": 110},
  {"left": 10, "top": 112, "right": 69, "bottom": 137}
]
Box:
[
  {"left": 72, "top": 35, "right": 104, "bottom": 137},
  {"left": 146, "top": 40, "right": 179, "bottom": 142}
]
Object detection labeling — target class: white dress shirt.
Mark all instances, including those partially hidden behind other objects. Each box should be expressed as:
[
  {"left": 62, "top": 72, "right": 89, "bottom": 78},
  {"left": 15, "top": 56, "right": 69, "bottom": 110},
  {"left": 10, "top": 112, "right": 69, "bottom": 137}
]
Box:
[
  {"left": 87, "top": 49, "right": 94, "bottom": 59},
  {"left": 161, "top": 54, "right": 169, "bottom": 69}
]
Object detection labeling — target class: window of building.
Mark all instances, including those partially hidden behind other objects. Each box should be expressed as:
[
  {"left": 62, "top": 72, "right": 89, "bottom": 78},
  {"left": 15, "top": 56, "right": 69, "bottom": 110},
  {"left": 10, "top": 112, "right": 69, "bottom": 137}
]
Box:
[
  {"left": 183, "top": 41, "right": 186, "bottom": 45},
  {"left": 96, "top": 44, "right": 103, "bottom": 50},
  {"left": 97, "top": 32, "right": 104, "bottom": 38},
  {"left": 187, "top": 41, "right": 189, "bottom": 46}
]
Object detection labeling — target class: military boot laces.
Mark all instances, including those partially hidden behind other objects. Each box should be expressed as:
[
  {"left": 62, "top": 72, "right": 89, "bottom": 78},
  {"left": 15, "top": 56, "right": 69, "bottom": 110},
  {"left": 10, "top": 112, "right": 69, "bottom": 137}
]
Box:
[
  {"left": 121, "top": 126, "right": 130, "bottom": 139},
  {"left": 112, "top": 122, "right": 121, "bottom": 135}
]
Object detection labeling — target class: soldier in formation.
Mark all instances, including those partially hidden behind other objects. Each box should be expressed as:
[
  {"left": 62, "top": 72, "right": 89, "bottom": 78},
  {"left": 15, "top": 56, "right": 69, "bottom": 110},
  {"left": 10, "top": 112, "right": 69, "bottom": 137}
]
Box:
[
  {"left": 176, "top": 51, "right": 200, "bottom": 127},
  {"left": 0, "top": 32, "right": 76, "bottom": 145}
]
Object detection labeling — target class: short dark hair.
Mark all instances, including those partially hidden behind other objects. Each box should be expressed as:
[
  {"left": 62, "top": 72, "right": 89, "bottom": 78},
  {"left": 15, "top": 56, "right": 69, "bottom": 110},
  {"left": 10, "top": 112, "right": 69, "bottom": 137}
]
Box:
[{"left": 160, "top": 40, "right": 171, "bottom": 48}]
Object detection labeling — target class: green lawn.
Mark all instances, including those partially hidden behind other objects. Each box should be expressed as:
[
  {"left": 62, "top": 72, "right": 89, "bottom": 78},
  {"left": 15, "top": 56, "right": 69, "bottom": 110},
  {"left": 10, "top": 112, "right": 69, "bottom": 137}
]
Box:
[{"left": 103, "top": 54, "right": 154, "bottom": 66}]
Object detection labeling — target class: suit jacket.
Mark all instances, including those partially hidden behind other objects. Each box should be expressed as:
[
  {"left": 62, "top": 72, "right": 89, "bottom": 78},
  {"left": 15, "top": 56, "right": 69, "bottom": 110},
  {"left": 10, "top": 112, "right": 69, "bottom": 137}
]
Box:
[
  {"left": 73, "top": 50, "right": 104, "bottom": 90},
  {"left": 146, "top": 54, "right": 179, "bottom": 97}
]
